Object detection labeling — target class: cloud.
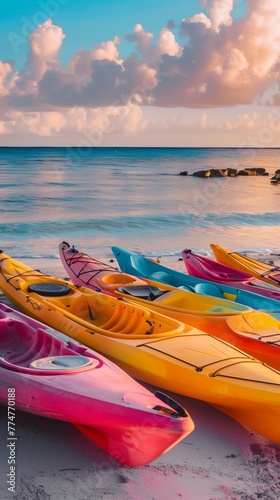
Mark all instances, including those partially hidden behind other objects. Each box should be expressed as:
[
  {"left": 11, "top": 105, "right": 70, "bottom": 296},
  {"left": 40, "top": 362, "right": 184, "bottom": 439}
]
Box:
[
  {"left": 200, "top": 0, "right": 236, "bottom": 31},
  {"left": 28, "top": 18, "right": 65, "bottom": 81},
  {"left": 68, "top": 35, "right": 121, "bottom": 78},
  {"left": 0, "top": 2, "right": 280, "bottom": 139},
  {"left": 0, "top": 103, "right": 143, "bottom": 140},
  {"left": 0, "top": 61, "right": 14, "bottom": 96},
  {"left": 155, "top": 0, "right": 280, "bottom": 107},
  {"left": 1, "top": 110, "right": 67, "bottom": 136},
  {"left": 198, "top": 108, "right": 280, "bottom": 135},
  {"left": 124, "top": 24, "right": 181, "bottom": 65},
  {"left": 187, "top": 13, "right": 212, "bottom": 29}
]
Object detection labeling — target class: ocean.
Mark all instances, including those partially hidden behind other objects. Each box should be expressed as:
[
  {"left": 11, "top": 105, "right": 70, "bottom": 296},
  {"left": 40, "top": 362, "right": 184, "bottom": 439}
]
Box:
[{"left": 0, "top": 146, "right": 279, "bottom": 274}]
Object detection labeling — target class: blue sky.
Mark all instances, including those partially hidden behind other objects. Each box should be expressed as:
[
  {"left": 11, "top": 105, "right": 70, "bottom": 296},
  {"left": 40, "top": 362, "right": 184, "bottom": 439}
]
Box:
[
  {"left": 2, "top": 0, "right": 195, "bottom": 68},
  {"left": 0, "top": 0, "right": 279, "bottom": 147},
  {"left": 1, "top": 0, "right": 247, "bottom": 68}
]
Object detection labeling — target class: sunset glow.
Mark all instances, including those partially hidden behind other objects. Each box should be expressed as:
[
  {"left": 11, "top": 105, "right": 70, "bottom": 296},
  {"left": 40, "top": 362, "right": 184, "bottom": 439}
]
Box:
[{"left": 0, "top": 0, "right": 280, "bottom": 146}]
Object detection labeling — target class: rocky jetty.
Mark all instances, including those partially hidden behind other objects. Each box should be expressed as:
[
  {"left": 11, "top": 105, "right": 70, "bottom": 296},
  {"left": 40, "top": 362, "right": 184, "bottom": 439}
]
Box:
[{"left": 179, "top": 167, "right": 278, "bottom": 179}]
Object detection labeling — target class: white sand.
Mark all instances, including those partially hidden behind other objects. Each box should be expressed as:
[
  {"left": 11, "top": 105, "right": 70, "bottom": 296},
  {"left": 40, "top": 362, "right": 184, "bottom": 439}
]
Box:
[{"left": 0, "top": 254, "right": 280, "bottom": 500}]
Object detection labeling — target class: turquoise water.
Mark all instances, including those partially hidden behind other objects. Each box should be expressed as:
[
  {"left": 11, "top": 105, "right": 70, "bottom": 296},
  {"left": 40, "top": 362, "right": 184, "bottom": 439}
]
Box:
[{"left": 0, "top": 147, "right": 279, "bottom": 268}]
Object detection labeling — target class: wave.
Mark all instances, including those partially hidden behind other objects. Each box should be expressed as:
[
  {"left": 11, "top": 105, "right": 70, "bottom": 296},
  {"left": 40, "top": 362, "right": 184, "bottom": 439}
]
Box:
[{"left": 0, "top": 211, "right": 279, "bottom": 237}]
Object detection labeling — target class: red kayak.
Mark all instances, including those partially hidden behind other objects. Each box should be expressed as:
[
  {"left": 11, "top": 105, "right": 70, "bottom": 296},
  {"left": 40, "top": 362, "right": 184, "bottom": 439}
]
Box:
[
  {"left": 0, "top": 302, "right": 194, "bottom": 466},
  {"left": 181, "top": 249, "right": 280, "bottom": 300}
]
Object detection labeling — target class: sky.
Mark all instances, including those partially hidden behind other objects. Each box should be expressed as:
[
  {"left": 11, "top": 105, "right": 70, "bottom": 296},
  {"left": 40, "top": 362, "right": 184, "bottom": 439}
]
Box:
[{"left": 0, "top": 0, "right": 280, "bottom": 147}]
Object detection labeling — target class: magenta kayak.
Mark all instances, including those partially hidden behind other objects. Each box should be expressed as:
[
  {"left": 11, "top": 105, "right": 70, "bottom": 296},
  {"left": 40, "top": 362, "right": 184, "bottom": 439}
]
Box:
[
  {"left": 0, "top": 302, "right": 194, "bottom": 467},
  {"left": 182, "top": 249, "right": 280, "bottom": 300}
]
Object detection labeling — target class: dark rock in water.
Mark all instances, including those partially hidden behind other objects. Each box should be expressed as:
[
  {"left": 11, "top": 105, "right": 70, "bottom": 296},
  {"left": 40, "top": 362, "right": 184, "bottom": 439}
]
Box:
[
  {"left": 181, "top": 167, "right": 268, "bottom": 178},
  {"left": 227, "top": 168, "right": 238, "bottom": 177},
  {"left": 245, "top": 167, "right": 267, "bottom": 175},
  {"left": 271, "top": 174, "right": 280, "bottom": 184},
  {"left": 237, "top": 169, "right": 257, "bottom": 176},
  {"left": 193, "top": 170, "right": 211, "bottom": 178},
  {"left": 209, "top": 169, "right": 228, "bottom": 177},
  {"left": 208, "top": 169, "right": 222, "bottom": 177},
  {"left": 275, "top": 169, "right": 280, "bottom": 175}
]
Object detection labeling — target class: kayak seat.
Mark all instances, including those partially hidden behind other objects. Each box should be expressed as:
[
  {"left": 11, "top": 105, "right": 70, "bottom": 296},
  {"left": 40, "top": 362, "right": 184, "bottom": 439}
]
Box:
[
  {"left": 29, "top": 355, "right": 94, "bottom": 370},
  {"left": 194, "top": 283, "right": 225, "bottom": 299},
  {"left": 27, "top": 283, "right": 70, "bottom": 297},
  {"left": 150, "top": 271, "right": 174, "bottom": 285},
  {"left": 117, "top": 285, "right": 166, "bottom": 300}
]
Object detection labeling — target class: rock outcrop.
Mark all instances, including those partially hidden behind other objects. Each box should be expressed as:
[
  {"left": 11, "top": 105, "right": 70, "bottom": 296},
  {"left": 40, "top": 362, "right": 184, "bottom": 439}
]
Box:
[
  {"left": 186, "top": 167, "right": 270, "bottom": 178},
  {"left": 192, "top": 170, "right": 211, "bottom": 178},
  {"left": 271, "top": 173, "right": 280, "bottom": 184}
]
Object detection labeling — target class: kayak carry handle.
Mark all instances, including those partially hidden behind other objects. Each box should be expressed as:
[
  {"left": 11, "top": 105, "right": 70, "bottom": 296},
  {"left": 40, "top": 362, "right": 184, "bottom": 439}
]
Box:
[{"left": 154, "top": 391, "right": 188, "bottom": 418}]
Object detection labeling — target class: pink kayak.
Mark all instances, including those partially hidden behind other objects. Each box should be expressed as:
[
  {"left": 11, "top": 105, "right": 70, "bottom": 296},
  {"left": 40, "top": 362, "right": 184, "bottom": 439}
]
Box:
[
  {"left": 0, "top": 302, "right": 194, "bottom": 467},
  {"left": 181, "top": 249, "right": 280, "bottom": 300},
  {"left": 59, "top": 241, "right": 148, "bottom": 294}
]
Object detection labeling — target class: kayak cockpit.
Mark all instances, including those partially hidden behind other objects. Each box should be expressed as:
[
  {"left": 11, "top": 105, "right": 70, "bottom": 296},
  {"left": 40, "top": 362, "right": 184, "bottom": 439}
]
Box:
[
  {"left": 117, "top": 284, "right": 168, "bottom": 300},
  {"left": 117, "top": 284, "right": 250, "bottom": 315},
  {"left": 0, "top": 317, "right": 100, "bottom": 373}
]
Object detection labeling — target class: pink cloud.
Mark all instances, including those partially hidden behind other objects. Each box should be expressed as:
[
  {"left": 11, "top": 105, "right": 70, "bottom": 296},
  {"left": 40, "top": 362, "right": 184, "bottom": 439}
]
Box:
[
  {"left": 68, "top": 36, "right": 121, "bottom": 78},
  {"left": 0, "top": 61, "right": 14, "bottom": 96},
  {"left": 0, "top": 103, "right": 143, "bottom": 140},
  {"left": 201, "top": 0, "right": 236, "bottom": 31},
  {"left": 0, "top": 2, "right": 279, "bottom": 138},
  {"left": 156, "top": 0, "right": 280, "bottom": 107},
  {"left": 27, "top": 18, "right": 65, "bottom": 81},
  {"left": 125, "top": 24, "right": 154, "bottom": 57},
  {"left": 124, "top": 24, "right": 181, "bottom": 67}
]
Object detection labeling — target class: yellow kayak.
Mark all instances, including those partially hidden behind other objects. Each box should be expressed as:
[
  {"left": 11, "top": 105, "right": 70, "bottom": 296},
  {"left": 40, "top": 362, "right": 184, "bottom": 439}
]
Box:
[
  {"left": 211, "top": 244, "right": 280, "bottom": 289},
  {"left": 1, "top": 250, "right": 280, "bottom": 444},
  {"left": 58, "top": 242, "right": 280, "bottom": 371}
]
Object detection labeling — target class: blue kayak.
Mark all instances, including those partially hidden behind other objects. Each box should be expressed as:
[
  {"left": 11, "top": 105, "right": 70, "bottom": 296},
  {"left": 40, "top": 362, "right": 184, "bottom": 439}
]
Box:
[{"left": 111, "top": 246, "right": 280, "bottom": 318}]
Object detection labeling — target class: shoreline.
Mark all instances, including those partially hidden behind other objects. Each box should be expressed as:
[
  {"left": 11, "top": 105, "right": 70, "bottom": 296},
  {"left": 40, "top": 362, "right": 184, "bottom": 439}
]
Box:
[
  {"left": 0, "top": 253, "right": 280, "bottom": 500},
  {"left": 7, "top": 250, "right": 280, "bottom": 283}
]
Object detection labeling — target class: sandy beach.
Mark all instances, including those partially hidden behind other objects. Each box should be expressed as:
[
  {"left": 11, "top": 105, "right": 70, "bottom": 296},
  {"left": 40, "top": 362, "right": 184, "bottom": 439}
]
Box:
[{"left": 0, "top": 253, "right": 280, "bottom": 500}]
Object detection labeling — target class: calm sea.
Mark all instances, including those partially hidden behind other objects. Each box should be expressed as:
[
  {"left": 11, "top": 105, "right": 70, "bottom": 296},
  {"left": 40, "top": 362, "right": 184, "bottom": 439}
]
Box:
[{"left": 0, "top": 147, "right": 279, "bottom": 273}]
